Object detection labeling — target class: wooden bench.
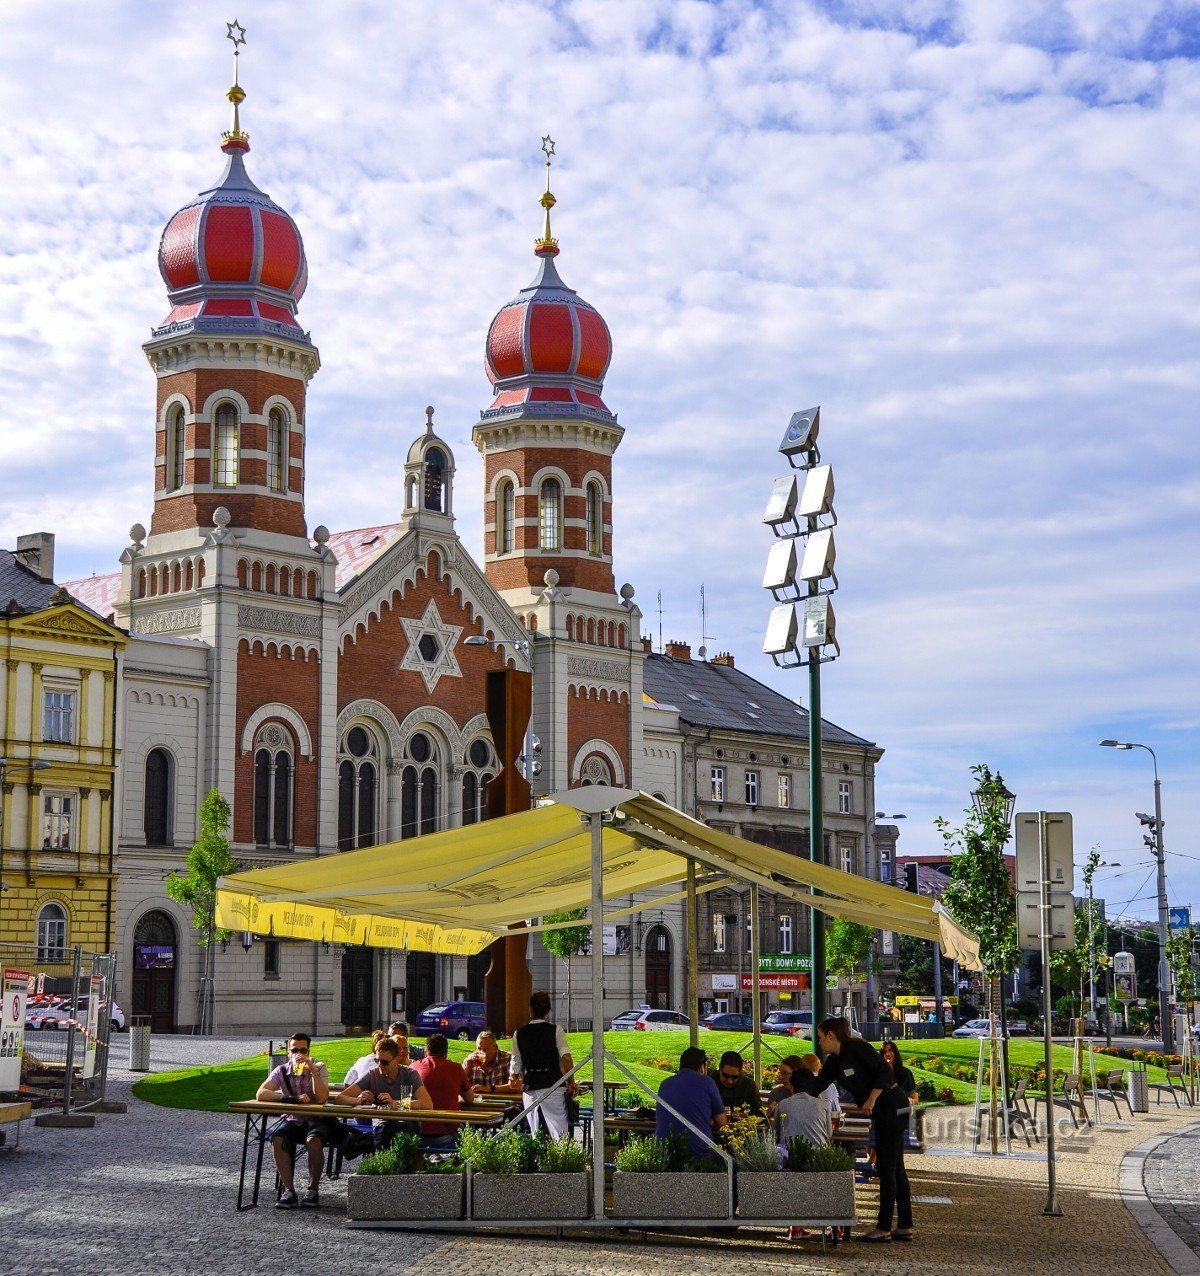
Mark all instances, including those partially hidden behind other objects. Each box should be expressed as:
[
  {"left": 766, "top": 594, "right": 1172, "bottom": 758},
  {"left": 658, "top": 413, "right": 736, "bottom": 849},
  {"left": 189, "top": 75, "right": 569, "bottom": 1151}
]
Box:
[{"left": 0, "top": 1100, "right": 33, "bottom": 1149}]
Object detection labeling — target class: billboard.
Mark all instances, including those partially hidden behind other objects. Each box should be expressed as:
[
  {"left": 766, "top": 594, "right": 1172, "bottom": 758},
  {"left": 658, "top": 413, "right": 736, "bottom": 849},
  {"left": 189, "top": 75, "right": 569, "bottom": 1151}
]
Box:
[{"left": 0, "top": 968, "right": 30, "bottom": 1091}]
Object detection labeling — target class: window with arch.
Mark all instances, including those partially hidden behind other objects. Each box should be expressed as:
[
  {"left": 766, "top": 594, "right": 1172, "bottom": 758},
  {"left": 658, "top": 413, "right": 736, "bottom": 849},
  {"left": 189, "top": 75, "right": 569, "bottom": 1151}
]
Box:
[
  {"left": 337, "top": 724, "right": 379, "bottom": 851},
  {"left": 167, "top": 405, "right": 186, "bottom": 491},
  {"left": 37, "top": 902, "right": 68, "bottom": 964},
  {"left": 497, "top": 480, "right": 515, "bottom": 554},
  {"left": 253, "top": 724, "right": 293, "bottom": 848},
  {"left": 461, "top": 737, "right": 496, "bottom": 826},
  {"left": 400, "top": 731, "right": 440, "bottom": 838},
  {"left": 586, "top": 480, "right": 603, "bottom": 555},
  {"left": 579, "top": 755, "right": 613, "bottom": 787},
  {"left": 213, "top": 403, "right": 240, "bottom": 487},
  {"left": 711, "top": 911, "right": 727, "bottom": 954},
  {"left": 267, "top": 407, "right": 288, "bottom": 492},
  {"left": 538, "top": 478, "right": 562, "bottom": 551},
  {"left": 424, "top": 447, "right": 447, "bottom": 512},
  {"left": 144, "top": 748, "right": 173, "bottom": 846},
  {"left": 780, "top": 914, "right": 794, "bottom": 954}
]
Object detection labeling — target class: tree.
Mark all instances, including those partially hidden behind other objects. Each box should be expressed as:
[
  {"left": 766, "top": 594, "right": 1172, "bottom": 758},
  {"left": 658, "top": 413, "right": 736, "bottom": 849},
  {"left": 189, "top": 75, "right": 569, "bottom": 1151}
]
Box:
[
  {"left": 166, "top": 789, "right": 236, "bottom": 1034},
  {"left": 542, "top": 908, "right": 590, "bottom": 1031},
  {"left": 826, "top": 919, "right": 874, "bottom": 1015},
  {"left": 1050, "top": 848, "right": 1104, "bottom": 1013},
  {"left": 1167, "top": 926, "right": 1199, "bottom": 1006}
]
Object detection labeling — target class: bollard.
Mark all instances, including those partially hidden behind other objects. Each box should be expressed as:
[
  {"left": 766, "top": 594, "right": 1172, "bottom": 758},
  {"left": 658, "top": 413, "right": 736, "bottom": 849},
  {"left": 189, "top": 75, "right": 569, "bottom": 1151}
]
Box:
[{"left": 130, "top": 1016, "right": 151, "bottom": 1072}]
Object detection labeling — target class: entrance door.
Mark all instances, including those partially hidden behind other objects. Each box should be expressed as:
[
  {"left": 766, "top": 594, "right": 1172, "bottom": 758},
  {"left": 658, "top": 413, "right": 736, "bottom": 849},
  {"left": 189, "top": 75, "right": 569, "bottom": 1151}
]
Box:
[
  {"left": 406, "top": 952, "right": 436, "bottom": 1018},
  {"left": 466, "top": 950, "right": 489, "bottom": 1002},
  {"left": 644, "top": 926, "right": 672, "bottom": 1009},
  {"left": 340, "top": 948, "right": 375, "bottom": 1031},
  {"left": 131, "top": 910, "right": 177, "bottom": 1033}
]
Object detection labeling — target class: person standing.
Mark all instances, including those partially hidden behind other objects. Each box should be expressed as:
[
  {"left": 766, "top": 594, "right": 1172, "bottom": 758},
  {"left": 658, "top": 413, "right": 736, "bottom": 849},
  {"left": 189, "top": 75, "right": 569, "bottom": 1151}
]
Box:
[
  {"left": 510, "top": 990, "right": 575, "bottom": 1139},
  {"left": 813, "top": 1016, "right": 913, "bottom": 1244}
]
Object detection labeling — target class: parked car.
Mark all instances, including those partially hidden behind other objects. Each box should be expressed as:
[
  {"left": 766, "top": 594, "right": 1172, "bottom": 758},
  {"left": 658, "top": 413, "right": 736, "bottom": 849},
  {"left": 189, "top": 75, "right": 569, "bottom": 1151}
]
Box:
[
  {"left": 47, "top": 997, "right": 126, "bottom": 1032},
  {"left": 609, "top": 1009, "right": 690, "bottom": 1031},
  {"left": 412, "top": 1000, "right": 485, "bottom": 1040},
  {"left": 699, "top": 1012, "right": 753, "bottom": 1032},
  {"left": 762, "top": 1009, "right": 813, "bottom": 1036},
  {"left": 951, "top": 1018, "right": 994, "bottom": 1038},
  {"left": 25, "top": 997, "right": 68, "bottom": 1030}
]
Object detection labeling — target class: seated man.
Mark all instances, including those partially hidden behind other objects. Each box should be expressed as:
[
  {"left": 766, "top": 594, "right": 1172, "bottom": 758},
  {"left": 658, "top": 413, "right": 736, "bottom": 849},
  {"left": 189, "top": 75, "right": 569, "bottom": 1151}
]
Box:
[
  {"left": 335, "top": 1037, "right": 432, "bottom": 1149},
  {"left": 344, "top": 1030, "right": 388, "bottom": 1086},
  {"left": 773, "top": 1064, "right": 832, "bottom": 1148},
  {"left": 800, "top": 1052, "right": 842, "bottom": 1123},
  {"left": 413, "top": 1033, "right": 474, "bottom": 1146},
  {"left": 256, "top": 1032, "right": 331, "bottom": 1210},
  {"left": 714, "top": 1050, "right": 763, "bottom": 1117},
  {"left": 656, "top": 1045, "right": 727, "bottom": 1161},
  {"left": 464, "top": 1030, "right": 521, "bottom": 1096},
  {"left": 388, "top": 1020, "right": 424, "bottom": 1062},
  {"left": 766, "top": 1055, "right": 803, "bottom": 1118}
]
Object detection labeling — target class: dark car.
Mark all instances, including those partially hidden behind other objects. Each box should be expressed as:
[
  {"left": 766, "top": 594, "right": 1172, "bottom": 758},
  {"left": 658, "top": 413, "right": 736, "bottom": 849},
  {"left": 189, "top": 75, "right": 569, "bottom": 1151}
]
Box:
[
  {"left": 413, "top": 1000, "right": 486, "bottom": 1040},
  {"left": 762, "top": 1009, "right": 813, "bottom": 1036},
  {"left": 699, "top": 1012, "right": 753, "bottom": 1032}
]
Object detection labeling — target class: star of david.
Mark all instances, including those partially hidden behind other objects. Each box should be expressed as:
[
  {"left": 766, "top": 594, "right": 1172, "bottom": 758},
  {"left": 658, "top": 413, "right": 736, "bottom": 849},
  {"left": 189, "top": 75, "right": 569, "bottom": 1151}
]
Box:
[
  {"left": 399, "top": 599, "right": 464, "bottom": 693},
  {"left": 227, "top": 19, "right": 247, "bottom": 47},
  {"left": 541, "top": 135, "right": 555, "bottom": 159}
]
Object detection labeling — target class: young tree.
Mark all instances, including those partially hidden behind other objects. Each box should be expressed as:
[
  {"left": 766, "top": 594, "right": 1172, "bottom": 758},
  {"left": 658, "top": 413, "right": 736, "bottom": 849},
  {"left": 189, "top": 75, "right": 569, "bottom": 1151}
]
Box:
[
  {"left": 826, "top": 919, "right": 875, "bottom": 1016},
  {"left": 166, "top": 789, "right": 236, "bottom": 1033},
  {"left": 1050, "top": 848, "right": 1104, "bottom": 1014},
  {"left": 542, "top": 907, "right": 590, "bottom": 1031}
]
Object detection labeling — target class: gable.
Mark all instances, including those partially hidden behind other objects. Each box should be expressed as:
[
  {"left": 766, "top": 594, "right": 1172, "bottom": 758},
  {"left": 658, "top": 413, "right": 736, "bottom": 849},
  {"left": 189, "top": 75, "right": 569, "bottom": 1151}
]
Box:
[{"left": 10, "top": 602, "right": 127, "bottom": 649}]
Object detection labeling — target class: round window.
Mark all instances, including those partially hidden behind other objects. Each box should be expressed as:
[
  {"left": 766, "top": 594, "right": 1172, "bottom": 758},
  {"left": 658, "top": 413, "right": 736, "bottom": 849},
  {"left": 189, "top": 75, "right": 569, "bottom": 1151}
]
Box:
[
  {"left": 468, "top": 739, "right": 491, "bottom": 769},
  {"left": 409, "top": 732, "right": 431, "bottom": 763},
  {"left": 346, "top": 726, "right": 369, "bottom": 757}
]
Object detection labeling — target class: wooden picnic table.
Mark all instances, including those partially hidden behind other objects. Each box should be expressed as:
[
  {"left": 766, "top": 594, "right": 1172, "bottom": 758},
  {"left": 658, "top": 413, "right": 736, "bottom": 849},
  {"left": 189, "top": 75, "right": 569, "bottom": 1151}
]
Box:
[{"left": 227, "top": 1099, "right": 503, "bottom": 1210}]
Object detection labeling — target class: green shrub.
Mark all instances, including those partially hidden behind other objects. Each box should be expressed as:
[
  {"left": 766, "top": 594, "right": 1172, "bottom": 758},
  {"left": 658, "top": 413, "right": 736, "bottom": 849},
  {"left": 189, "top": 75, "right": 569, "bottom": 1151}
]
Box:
[
  {"left": 916, "top": 1079, "right": 937, "bottom": 1102},
  {"left": 458, "top": 1126, "right": 525, "bottom": 1175},
  {"left": 614, "top": 1135, "right": 671, "bottom": 1173},
  {"left": 537, "top": 1134, "right": 587, "bottom": 1173},
  {"left": 733, "top": 1130, "right": 782, "bottom": 1172},
  {"left": 784, "top": 1136, "right": 852, "bottom": 1173},
  {"left": 355, "top": 1132, "right": 422, "bottom": 1176},
  {"left": 937, "top": 1086, "right": 956, "bottom": 1104}
]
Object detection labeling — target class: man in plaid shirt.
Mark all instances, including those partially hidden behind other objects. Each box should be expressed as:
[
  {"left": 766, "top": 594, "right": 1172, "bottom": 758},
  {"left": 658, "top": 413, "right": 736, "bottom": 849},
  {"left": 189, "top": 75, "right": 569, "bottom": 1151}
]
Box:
[{"left": 463, "top": 1030, "right": 521, "bottom": 1095}]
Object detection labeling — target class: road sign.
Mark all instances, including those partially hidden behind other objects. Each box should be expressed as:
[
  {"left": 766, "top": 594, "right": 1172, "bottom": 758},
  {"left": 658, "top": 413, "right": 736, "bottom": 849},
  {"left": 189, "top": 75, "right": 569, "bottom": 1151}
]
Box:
[
  {"left": 1169, "top": 906, "right": 1191, "bottom": 933},
  {"left": 1017, "top": 891, "right": 1076, "bottom": 951},
  {"left": 1014, "top": 812, "right": 1074, "bottom": 893}
]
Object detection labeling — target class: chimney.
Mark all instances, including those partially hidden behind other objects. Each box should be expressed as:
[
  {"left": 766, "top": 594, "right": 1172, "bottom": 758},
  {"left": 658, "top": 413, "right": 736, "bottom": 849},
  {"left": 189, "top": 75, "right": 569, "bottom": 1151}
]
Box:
[
  {"left": 15, "top": 532, "right": 55, "bottom": 582},
  {"left": 640, "top": 636, "right": 652, "bottom": 654},
  {"left": 664, "top": 639, "right": 691, "bottom": 661},
  {"left": 710, "top": 651, "right": 735, "bottom": 667}
]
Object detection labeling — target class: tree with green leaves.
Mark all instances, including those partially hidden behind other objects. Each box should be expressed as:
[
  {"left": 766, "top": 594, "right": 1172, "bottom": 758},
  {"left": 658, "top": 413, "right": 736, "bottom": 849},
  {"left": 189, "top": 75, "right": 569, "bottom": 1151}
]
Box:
[
  {"left": 166, "top": 789, "right": 237, "bottom": 1034},
  {"left": 1050, "top": 847, "right": 1105, "bottom": 1013},
  {"left": 826, "top": 918, "right": 875, "bottom": 1015},
  {"left": 542, "top": 908, "right": 590, "bottom": 1031},
  {"left": 1167, "top": 926, "right": 1199, "bottom": 1006}
]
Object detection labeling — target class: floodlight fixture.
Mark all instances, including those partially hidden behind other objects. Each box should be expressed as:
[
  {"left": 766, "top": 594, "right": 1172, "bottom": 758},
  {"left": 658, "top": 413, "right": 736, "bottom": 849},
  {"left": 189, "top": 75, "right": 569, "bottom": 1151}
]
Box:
[
  {"left": 798, "top": 464, "right": 835, "bottom": 523},
  {"left": 763, "top": 602, "right": 800, "bottom": 666},
  {"left": 798, "top": 528, "right": 836, "bottom": 584},
  {"left": 762, "top": 538, "right": 799, "bottom": 599},
  {"left": 762, "top": 475, "right": 799, "bottom": 533},
  {"left": 802, "top": 595, "right": 838, "bottom": 654},
  {"left": 779, "top": 406, "right": 820, "bottom": 464}
]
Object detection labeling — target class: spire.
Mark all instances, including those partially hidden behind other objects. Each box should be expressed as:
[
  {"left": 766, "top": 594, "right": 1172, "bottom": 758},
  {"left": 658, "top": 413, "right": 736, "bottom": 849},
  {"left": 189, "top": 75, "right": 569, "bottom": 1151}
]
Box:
[
  {"left": 221, "top": 19, "right": 250, "bottom": 154},
  {"left": 535, "top": 134, "right": 559, "bottom": 258}
]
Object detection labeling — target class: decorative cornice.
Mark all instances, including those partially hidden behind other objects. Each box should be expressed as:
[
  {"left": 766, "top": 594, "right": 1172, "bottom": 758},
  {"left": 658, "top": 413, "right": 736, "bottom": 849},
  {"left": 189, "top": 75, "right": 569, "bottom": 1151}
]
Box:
[
  {"left": 567, "top": 655, "right": 627, "bottom": 682},
  {"left": 132, "top": 606, "right": 201, "bottom": 635},
  {"left": 238, "top": 604, "right": 321, "bottom": 639}
]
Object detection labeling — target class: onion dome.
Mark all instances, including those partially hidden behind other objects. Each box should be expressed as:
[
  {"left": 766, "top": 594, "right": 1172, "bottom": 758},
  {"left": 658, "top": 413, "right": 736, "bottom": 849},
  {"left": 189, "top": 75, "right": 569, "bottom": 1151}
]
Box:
[
  {"left": 151, "top": 40, "right": 310, "bottom": 344},
  {"left": 482, "top": 139, "right": 614, "bottom": 425}
]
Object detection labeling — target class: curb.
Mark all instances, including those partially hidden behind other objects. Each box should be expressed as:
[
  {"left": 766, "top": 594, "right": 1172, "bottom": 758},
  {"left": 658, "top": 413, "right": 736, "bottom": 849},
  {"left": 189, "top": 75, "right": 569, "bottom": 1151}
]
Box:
[{"left": 1120, "top": 1121, "right": 1200, "bottom": 1275}]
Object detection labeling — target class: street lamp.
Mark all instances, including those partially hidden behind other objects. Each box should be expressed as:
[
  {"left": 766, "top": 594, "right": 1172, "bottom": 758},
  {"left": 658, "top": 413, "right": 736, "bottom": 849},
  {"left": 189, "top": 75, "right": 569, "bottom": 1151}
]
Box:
[{"left": 1099, "top": 738, "right": 1171, "bottom": 1051}]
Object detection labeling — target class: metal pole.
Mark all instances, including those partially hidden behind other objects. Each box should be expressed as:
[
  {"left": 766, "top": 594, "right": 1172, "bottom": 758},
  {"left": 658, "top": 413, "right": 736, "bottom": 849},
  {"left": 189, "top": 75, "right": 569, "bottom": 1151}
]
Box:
[
  {"left": 686, "top": 860, "right": 699, "bottom": 1049},
  {"left": 1152, "top": 771, "right": 1172, "bottom": 1053},
  {"left": 808, "top": 654, "right": 826, "bottom": 1037},
  {"left": 933, "top": 941, "right": 944, "bottom": 1029},
  {"left": 1039, "top": 812, "right": 1062, "bottom": 1215},
  {"left": 750, "top": 882, "right": 762, "bottom": 1084},
  {"left": 1088, "top": 877, "right": 1096, "bottom": 1016},
  {"left": 63, "top": 944, "right": 82, "bottom": 1118},
  {"left": 589, "top": 811, "right": 605, "bottom": 1220}
]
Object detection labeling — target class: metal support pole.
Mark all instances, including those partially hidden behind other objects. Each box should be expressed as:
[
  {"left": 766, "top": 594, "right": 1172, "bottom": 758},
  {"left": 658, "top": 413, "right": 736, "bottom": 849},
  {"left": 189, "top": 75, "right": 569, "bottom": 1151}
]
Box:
[
  {"left": 933, "top": 941, "right": 944, "bottom": 1028},
  {"left": 63, "top": 945, "right": 82, "bottom": 1118},
  {"left": 808, "top": 654, "right": 826, "bottom": 1036},
  {"left": 1153, "top": 774, "right": 1172, "bottom": 1053},
  {"left": 1039, "top": 811, "right": 1062, "bottom": 1215},
  {"left": 686, "top": 860, "right": 699, "bottom": 1049},
  {"left": 588, "top": 812, "right": 606, "bottom": 1221},
  {"left": 750, "top": 882, "right": 762, "bottom": 1084}
]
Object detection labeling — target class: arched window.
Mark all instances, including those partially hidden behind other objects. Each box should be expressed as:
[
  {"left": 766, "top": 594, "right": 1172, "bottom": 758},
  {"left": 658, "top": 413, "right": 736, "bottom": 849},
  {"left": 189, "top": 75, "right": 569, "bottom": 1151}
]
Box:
[
  {"left": 400, "top": 731, "right": 440, "bottom": 838},
  {"left": 497, "top": 480, "right": 515, "bottom": 554},
  {"left": 424, "top": 447, "right": 446, "bottom": 512},
  {"left": 144, "top": 748, "right": 172, "bottom": 846},
  {"left": 337, "top": 725, "right": 379, "bottom": 851},
  {"left": 586, "top": 481, "right": 603, "bottom": 555},
  {"left": 579, "top": 755, "right": 613, "bottom": 787},
  {"left": 267, "top": 407, "right": 287, "bottom": 492},
  {"left": 213, "top": 403, "right": 239, "bottom": 487},
  {"left": 538, "top": 478, "right": 562, "bottom": 551},
  {"left": 37, "top": 903, "right": 68, "bottom": 964},
  {"left": 253, "top": 724, "right": 293, "bottom": 848},
  {"left": 461, "top": 737, "right": 496, "bottom": 826},
  {"left": 167, "top": 406, "right": 186, "bottom": 492}
]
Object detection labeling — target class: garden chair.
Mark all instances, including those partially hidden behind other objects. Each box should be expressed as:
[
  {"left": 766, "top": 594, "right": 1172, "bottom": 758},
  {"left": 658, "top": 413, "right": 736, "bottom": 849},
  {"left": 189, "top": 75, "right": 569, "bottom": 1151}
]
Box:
[
  {"left": 1002, "top": 1077, "right": 1039, "bottom": 1144},
  {"left": 1094, "top": 1068, "right": 1134, "bottom": 1119},
  {"left": 1150, "top": 1063, "right": 1193, "bottom": 1108},
  {"left": 1051, "top": 1074, "right": 1091, "bottom": 1128}
]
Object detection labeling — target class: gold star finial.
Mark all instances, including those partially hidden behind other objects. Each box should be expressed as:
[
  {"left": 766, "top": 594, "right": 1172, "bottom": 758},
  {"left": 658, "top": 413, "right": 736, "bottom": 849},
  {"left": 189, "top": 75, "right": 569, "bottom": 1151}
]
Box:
[
  {"left": 535, "top": 135, "right": 559, "bottom": 255},
  {"left": 222, "top": 19, "right": 249, "bottom": 149}
]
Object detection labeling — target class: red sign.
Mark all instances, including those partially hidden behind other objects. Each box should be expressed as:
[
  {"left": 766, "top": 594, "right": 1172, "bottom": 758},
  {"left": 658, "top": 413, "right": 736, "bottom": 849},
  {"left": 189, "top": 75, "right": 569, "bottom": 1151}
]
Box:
[{"left": 741, "top": 973, "right": 807, "bottom": 990}]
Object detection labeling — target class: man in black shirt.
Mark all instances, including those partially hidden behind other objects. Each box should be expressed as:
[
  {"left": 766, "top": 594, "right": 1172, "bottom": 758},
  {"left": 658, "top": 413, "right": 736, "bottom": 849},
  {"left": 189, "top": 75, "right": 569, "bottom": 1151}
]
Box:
[{"left": 510, "top": 990, "right": 575, "bottom": 1139}]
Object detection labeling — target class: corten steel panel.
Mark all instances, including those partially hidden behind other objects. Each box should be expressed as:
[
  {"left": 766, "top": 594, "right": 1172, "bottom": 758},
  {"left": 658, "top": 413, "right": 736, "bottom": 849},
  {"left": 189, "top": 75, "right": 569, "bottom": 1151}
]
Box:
[
  {"left": 204, "top": 205, "right": 255, "bottom": 281},
  {"left": 488, "top": 305, "right": 527, "bottom": 379},
  {"left": 259, "top": 209, "right": 302, "bottom": 292},
  {"left": 160, "top": 206, "right": 202, "bottom": 288},
  {"left": 574, "top": 308, "right": 611, "bottom": 380},
  {"left": 528, "top": 302, "right": 574, "bottom": 372}
]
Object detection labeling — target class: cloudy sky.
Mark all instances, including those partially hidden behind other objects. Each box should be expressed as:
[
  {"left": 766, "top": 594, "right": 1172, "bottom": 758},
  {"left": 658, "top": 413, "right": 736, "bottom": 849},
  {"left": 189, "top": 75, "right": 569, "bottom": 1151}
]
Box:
[{"left": 2, "top": 0, "right": 1197, "bottom": 921}]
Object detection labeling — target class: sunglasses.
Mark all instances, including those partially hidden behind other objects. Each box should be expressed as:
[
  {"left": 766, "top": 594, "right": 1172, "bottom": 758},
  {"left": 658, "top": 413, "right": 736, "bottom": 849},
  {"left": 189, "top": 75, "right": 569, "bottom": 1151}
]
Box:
[{"left": 719, "top": 1071, "right": 740, "bottom": 1082}]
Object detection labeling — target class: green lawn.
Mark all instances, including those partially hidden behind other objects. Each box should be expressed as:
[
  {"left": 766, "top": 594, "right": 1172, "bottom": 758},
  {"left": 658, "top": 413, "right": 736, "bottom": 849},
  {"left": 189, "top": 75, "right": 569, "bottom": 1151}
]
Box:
[{"left": 131, "top": 1028, "right": 1168, "bottom": 1113}]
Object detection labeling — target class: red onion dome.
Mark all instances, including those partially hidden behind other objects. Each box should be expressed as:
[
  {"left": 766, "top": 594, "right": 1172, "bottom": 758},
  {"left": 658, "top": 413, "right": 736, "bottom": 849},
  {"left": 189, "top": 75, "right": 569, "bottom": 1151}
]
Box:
[
  {"left": 483, "top": 250, "right": 614, "bottom": 424},
  {"left": 152, "top": 136, "right": 310, "bottom": 343}
]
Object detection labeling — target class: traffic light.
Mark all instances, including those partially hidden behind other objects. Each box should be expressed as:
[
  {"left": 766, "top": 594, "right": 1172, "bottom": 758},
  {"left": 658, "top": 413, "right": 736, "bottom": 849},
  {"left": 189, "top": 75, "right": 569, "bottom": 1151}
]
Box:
[{"left": 904, "top": 863, "right": 919, "bottom": 893}]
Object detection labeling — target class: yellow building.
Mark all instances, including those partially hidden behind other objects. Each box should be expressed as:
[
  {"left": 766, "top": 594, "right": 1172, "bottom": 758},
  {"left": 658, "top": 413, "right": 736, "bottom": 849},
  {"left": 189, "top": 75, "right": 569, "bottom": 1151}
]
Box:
[{"left": 1, "top": 534, "right": 126, "bottom": 970}]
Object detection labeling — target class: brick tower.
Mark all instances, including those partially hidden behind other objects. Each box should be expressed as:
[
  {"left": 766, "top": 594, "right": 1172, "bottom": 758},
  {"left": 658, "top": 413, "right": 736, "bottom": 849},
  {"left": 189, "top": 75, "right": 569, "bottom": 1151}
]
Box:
[{"left": 473, "top": 140, "right": 644, "bottom": 792}]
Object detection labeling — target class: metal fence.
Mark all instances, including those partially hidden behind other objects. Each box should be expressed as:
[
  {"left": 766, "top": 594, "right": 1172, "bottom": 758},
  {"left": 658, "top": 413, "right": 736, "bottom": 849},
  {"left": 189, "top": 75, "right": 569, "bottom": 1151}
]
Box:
[{"left": 1, "top": 943, "right": 117, "bottom": 1112}]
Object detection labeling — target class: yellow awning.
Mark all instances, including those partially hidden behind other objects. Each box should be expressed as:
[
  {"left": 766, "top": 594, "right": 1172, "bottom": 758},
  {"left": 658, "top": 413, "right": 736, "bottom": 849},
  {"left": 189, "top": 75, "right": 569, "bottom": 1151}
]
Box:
[{"left": 215, "top": 790, "right": 980, "bottom": 968}]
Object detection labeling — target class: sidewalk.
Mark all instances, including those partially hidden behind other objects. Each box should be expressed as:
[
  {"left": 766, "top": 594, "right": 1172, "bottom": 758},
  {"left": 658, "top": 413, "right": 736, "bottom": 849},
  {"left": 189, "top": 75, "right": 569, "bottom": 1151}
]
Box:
[{"left": 1, "top": 1036, "right": 1196, "bottom": 1275}]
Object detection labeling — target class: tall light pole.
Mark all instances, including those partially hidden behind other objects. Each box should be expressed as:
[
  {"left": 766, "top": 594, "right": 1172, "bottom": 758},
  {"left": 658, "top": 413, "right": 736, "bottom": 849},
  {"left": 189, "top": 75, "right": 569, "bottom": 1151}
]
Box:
[{"left": 1099, "top": 739, "right": 1171, "bottom": 1052}]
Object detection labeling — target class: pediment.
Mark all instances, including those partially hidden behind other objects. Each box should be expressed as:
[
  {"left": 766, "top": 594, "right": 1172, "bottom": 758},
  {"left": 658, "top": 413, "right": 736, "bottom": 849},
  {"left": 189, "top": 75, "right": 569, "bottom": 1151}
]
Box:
[{"left": 16, "top": 603, "right": 126, "bottom": 644}]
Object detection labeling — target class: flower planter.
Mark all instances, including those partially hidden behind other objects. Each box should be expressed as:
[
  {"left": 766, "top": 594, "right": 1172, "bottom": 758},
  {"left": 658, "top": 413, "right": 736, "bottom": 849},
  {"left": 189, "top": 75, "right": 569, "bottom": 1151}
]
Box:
[
  {"left": 470, "top": 1170, "right": 591, "bottom": 1220},
  {"left": 737, "top": 1170, "right": 856, "bottom": 1221},
  {"left": 611, "top": 1170, "right": 729, "bottom": 1220},
  {"left": 346, "top": 1171, "right": 465, "bottom": 1221}
]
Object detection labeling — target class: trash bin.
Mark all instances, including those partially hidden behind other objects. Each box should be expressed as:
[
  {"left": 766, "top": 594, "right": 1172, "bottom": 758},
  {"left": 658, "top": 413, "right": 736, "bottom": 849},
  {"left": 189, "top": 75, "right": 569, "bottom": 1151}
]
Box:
[
  {"left": 130, "top": 1016, "right": 151, "bottom": 1072},
  {"left": 1129, "top": 1067, "right": 1149, "bottom": 1113}
]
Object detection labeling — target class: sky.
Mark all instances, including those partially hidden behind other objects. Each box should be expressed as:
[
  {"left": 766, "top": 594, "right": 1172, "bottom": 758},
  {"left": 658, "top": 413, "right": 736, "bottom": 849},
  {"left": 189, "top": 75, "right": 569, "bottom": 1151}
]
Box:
[{"left": 1, "top": 0, "right": 1197, "bottom": 921}]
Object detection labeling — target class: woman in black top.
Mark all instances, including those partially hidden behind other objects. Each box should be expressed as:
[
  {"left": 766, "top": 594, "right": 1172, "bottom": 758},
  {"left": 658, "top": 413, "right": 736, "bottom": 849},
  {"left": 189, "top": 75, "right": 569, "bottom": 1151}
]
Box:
[
  {"left": 881, "top": 1041, "right": 919, "bottom": 1103},
  {"left": 814, "top": 1016, "right": 913, "bottom": 1243}
]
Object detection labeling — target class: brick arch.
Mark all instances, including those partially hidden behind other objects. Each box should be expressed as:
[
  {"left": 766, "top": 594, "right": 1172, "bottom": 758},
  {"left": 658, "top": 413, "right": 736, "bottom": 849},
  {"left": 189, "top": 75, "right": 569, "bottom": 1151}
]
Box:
[
  {"left": 239, "top": 702, "right": 315, "bottom": 760},
  {"left": 570, "top": 738, "right": 626, "bottom": 787}
]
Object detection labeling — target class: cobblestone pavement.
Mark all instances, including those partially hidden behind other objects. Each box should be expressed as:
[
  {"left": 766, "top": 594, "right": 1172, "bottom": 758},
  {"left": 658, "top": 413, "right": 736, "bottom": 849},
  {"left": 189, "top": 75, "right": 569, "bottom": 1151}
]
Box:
[
  {"left": 1140, "top": 1121, "right": 1200, "bottom": 1272},
  {"left": 2, "top": 1037, "right": 1197, "bottom": 1276}
]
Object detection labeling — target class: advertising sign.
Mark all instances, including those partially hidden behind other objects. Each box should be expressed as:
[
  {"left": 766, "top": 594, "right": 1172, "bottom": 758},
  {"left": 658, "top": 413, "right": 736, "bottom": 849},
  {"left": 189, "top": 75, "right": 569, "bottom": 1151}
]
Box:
[
  {"left": 1113, "top": 951, "right": 1136, "bottom": 1003},
  {"left": 741, "top": 973, "right": 807, "bottom": 990},
  {"left": 711, "top": 974, "right": 738, "bottom": 991},
  {"left": 758, "top": 955, "right": 812, "bottom": 972},
  {"left": 0, "top": 968, "right": 30, "bottom": 1091}
]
